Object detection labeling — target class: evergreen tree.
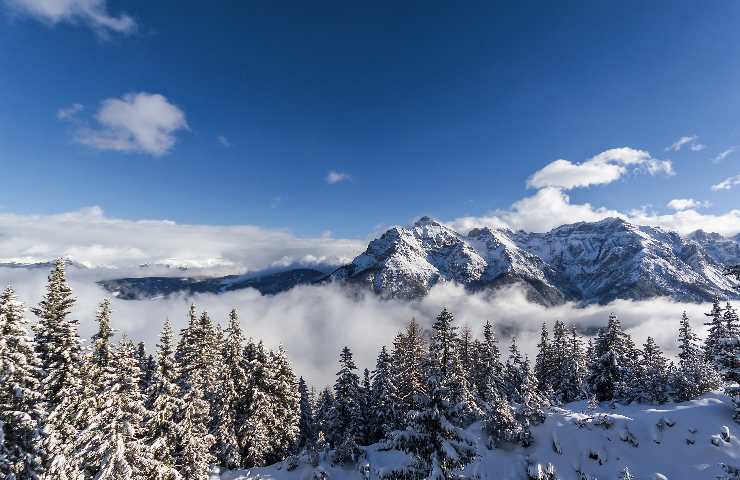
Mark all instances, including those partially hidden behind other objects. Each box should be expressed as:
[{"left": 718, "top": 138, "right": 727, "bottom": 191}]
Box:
[
  {"left": 428, "top": 308, "right": 478, "bottom": 423},
  {"left": 558, "top": 326, "right": 586, "bottom": 403},
  {"left": 267, "top": 346, "right": 300, "bottom": 463},
  {"left": 313, "top": 388, "right": 335, "bottom": 442},
  {"left": 240, "top": 341, "right": 274, "bottom": 467},
  {"left": 471, "top": 321, "right": 502, "bottom": 407},
  {"left": 146, "top": 319, "right": 183, "bottom": 471},
  {"left": 387, "top": 346, "right": 475, "bottom": 479},
  {"left": 31, "top": 259, "right": 84, "bottom": 478},
  {"left": 514, "top": 357, "right": 547, "bottom": 447},
  {"left": 178, "top": 370, "right": 215, "bottom": 480},
  {"left": 637, "top": 337, "right": 670, "bottom": 404},
  {"left": 76, "top": 339, "right": 174, "bottom": 479},
  {"left": 704, "top": 297, "right": 727, "bottom": 364},
  {"left": 297, "top": 377, "right": 315, "bottom": 450},
  {"left": 483, "top": 390, "right": 520, "bottom": 448},
  {"left": 211, "top": 309, "right": 248, "bottom": 469},
  {"left": 0, "top": 287, "right": 45, "bottom": 479},
  {"left": 357, "top": 368, "right": 373, "bottom": 445},
  {"left": 587, "top": 314, "right": 631, "bottom": 402},
  {"left": 370, "top": 346, "right": 397, "bottom": 443},
  {"left": 391, "top": 318, "right": 427, "bottom": 423},
  {"left": 504, "top": 338, "right": 526, "bottom": 403},
  {"left": 91, "top": 299, "right": 114, "bottom": 374},
  {"left": 534, "top": 322, "right": 553, "bottom": 394},
  {"left": 331, "top": 346, "right": 360, "bottom": 446},
  {"left": 673, "top": 312, "right": 721, "bottom": 401}
]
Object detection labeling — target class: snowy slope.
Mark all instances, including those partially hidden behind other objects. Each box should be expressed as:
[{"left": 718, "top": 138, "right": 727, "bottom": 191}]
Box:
[
  {"left": 221, "top": 393, "right": 740, "bottom": 480},
  {"left": 330, "top": 217, "right": 740, "bottom": 305}
]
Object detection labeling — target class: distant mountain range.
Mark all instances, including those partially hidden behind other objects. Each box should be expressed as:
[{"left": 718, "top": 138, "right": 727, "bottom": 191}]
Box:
[{"left": 34, "top": 217, "right": 740, "bottom": 305}]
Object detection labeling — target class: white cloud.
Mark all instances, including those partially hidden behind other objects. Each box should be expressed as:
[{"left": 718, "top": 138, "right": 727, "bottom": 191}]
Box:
[
  {"left": 713, "top": 147, "right": 736, "bottom": 164},
  {"left": 667, "top": 135, "right": 705, "bottom": 152},
  {"left": 449, "top": 186, "right": 740, "bottom": 237},
  {"left": 527, "top": 147, "right": 673, "bottom": 190},
  {"left": 326, "top": 170, "right": 351, "bottom": 184},
  {"left": 217, "top": 135, "right": 230, "bottom": 147},
  {"left": 5, "top": 0, "right": 136, "bottom": 36},
  {"left": 56, "top": 102, "right": 83, "bottom": 120},
  {"left": 711, "top": 175, "right": 740, "bottom": 192},
  {"left": 74, "top": 93, "right": 188, "bottom": 157},
  {"left": 0, "top": 206, "right": 363, "bottom": 271},
  {"left": 667, "top": 198, "right": 710, "bottom": 211}
]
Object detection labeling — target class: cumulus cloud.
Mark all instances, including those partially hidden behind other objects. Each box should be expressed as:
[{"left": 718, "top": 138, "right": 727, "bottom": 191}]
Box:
[
  {"left": 74, "top": 93, "right": 188, "bottom": 157},
  {"left": 526, "top": 147, "right": 673, "bottom": 190},
  {"left": 667, "top": 198, "right": 710, "bottom": 211},
  {"left": 56, "top": 102, "right": 83, "bottom": 120},
  {"left": 326, "top": 170, "right": 351, "bottom": 184},
  {"left": 5, "top": 0, "right": 136, "bottom": 36},
  {"left": 667, "top": 135, "right": 705, "bottom": 152},
  {"left": 0, "top": 266, "right": 717, "bottom": 386},
  {"left": 711, "top": 174, "right": 740, "bottom": 192},
  {"left": 0, "top": 206, "right": 363, "bottom": 271}
]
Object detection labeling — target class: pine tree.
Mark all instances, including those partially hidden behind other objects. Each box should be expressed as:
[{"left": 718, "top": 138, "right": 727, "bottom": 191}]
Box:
[
  {"left": 428, "top": 308, "right": 478, "bottom": 423},
  {"left": 471, "top": 320, "right": 503, "bottom": 407},
  {"left": 587, "top": 314, "right": 632, "bottom": 402},
  {"left": 483, "top": 391, "right": 520, "bottom": 448},
  {"left": 357, "top": 368, "right": 373, "bottom": 445},
  {"left": 313, "top": 387, "right": 335, "bottom": 442},
  {"left": 331, "top": 346, "right": 360, "bottom": 446},
  {"left": 32, "top": 259, "right": 84, "bottom": 478},
  {"left": 76, "top": 339, "right": 174, "bottom": 479},
  {"left": 515, "top": 357, "right": 547, "bottom": 446},
  {"left": 211, "top": 309, "right": 248, "bottom": 469},
  {"left": 369, "top": 346, "right": 396, "bottom": 443},
  {"left": 267, "top": 346, "right": 300, "bottom": 463},
  {"left": 0, "top": 287, "right": 45, "bottom": 479},
  {"left": 387, "top": 346, "right": 475, "bottom": 479},
  {"left": 240, "top": 341, "right": 274, "bottom": 467},
  {"left": 534, "top": 322, "right": 553, "bottom": 394},
  {"left": 637, "top": 337, "right": 670, "bottom": 404},
  {"left": 91, "top": 299, "right": 114, "bottom": 373},
  {"left": 146, "top": 318, "right": 183, "bottom": 471},
  {"left": 178, "top": 370, "right": 215, "bottom": 480},
  {"left": 704, "top": 297, "right": 727, "bottom": 365},
  {"left": 297, "top": 377, "right": 315, "bottom": 450},
  {"left": 673, "top": 312, "right": 721, "bottom": 401},
  {"left": 504, "top": 337, "right": 526, "bottom": 402},
  {"left": 558, "top": 326, "right": 586, "bottom": 403},
  {"left": 391, "top": 318, "right": 426, "bottom": 424}
]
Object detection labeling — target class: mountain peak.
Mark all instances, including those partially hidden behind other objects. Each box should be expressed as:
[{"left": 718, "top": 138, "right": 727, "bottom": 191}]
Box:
[{"left": 413, "top": 216, "right": 442, "bottom": 227}]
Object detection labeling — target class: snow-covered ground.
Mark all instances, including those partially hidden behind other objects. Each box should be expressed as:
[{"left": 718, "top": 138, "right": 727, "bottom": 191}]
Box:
[{"left": 222, "top": 393, "right": 740, "bottom": 480}]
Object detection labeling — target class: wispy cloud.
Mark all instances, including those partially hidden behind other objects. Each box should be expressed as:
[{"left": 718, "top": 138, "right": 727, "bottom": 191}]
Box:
[
  {"left": 4, "top": 0, "right": 136, "bottom": 36},
  {"left": 526, "top": 147, "right": 673, "bottom": 190},
  {"left": 73, "top": 92, "right": 188, "bottom": 157},
  {"left": 666, "top": 135, "right": 705, "bottom": 152},
  {"left": 326, "top": 170, "right": 351, "bottom": 184},
  {"left": 666, "top": 198, "right": 710, "bottom": 211},
  {"left": 56, "top": 103, "right": 83, "bottom": 120},
  {"left": 713, "top": 147, "right": 736, "bottom": 164},
  {"left": 217, "top": 135, "right": 230, "bottom": 147},
  {"left": 711, "top": 174, "right": 740, "bottom": 192}
]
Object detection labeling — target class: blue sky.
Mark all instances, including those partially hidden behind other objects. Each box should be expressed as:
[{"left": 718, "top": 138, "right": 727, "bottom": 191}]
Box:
[{"left": 2, "top": 0, "right": 740, "bottom": 239}]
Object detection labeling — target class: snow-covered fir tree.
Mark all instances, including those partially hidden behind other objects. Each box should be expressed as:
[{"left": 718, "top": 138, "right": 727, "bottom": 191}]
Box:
[
  {"left": 267, "top": 346, "right": 300, "bottom": 463},
  {"left": 534, "top": 322, "right": 554, "bottom": 396},
  {"left": 331, "top": 346, "right": 361, "bottom": 446},
  {"left": 177, "top": 370, "right": 215, "bottom": 480},
  {"left": 483, "top": 390, "right": 520, "bottom": 449},
  {"left": 636, "top": 336, "right": 670, "bottom": 404},
  {"left": 504, "top": 337, "right": 526, "bottom": 403},
  {"left": 673, "top": 312, "right": 721, "bottom": 401},
  {"left": 76, "top": 339, "right": 175, "bottom": 479},
  {"left": 357, "top": 368, "right": 373, "bottom": 445},
  {"left": 471, "top": 320, "right": 503, "bottom": 408},
  {"left": 0, "top": 287, "right": 45, "bottom": 479},
  {"left": 587, "top": 314, "right": 633, "bottom": 402},
  {"left": 297, "top": 377, "right": 315, "bottom": 450},
  {"left": 387, "top": 339, "right": 476, "bottom": 479},
  {"left": 146, "top": 318, "right": 183, "bottom": 472},
  {"left": 211, "top": 309, "right": 249, "bottom": 469},
  {"left": 369, "top": 345, "right": 397, "bottom": 443},
  {"left": 240, "top": 341, "right": 274, "bottom": 467},
  {"left": 391, "top": 318, "right": 427, "bottom": 422},
  {"left": 312, "top": 387, "right": 335, "bottom": 443},
  {"left": 704, "top": 297, "right": 727, "bottom": 365}
]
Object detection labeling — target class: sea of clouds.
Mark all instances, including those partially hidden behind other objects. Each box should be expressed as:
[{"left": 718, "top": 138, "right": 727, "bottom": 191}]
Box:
[{"left": 0, "top": 266, "right": 718, "bottom": 387}]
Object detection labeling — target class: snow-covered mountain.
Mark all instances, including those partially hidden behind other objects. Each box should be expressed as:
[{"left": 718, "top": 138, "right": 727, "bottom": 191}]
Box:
[{"left": 330, "top": 217, "right": 740, "bottom": 304}]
